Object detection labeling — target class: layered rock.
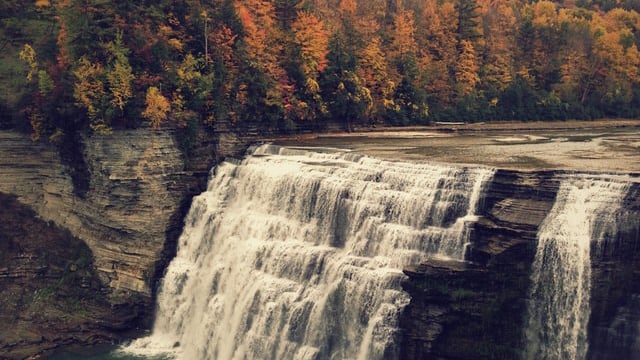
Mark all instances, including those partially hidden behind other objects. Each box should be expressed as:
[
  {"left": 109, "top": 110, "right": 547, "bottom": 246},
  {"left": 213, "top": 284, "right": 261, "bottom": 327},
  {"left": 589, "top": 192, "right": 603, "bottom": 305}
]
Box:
[
  {"left": 0, "top": 130, "right": 194, "bottom": 298},
  {"left": 0, "top": 128, "right": 259, "bottom": 356},
  {"left": 0, "top": 193, "right": 140, "bottom": 359},
  {"left": 400, "top": 170, "right": 558, "bottom": 359},
  {"left": 400, "top": 172, "right": 640, "bottom": 360}
]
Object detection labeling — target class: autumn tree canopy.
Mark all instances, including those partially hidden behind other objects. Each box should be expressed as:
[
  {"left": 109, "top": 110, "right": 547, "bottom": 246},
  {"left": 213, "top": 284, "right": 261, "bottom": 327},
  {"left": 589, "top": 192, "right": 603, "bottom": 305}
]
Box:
[{"left": 6, "top": 0, "right": 640, "bottom": 141}]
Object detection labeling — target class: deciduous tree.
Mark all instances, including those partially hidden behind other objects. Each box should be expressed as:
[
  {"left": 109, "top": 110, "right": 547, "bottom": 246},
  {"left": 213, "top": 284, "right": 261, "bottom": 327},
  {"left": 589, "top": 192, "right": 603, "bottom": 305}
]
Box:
[{"left": 143, "top": 86, "right": 171, "bottom": 129}]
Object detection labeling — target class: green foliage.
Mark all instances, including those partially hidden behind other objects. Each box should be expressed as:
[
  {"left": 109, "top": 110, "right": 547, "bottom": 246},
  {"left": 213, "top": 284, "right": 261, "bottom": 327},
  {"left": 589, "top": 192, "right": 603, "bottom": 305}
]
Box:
[
  {"left": 456, "top": 0, "right": 481, "bottom": 42},
  {"left": 384, "top": 78, "right": 429, "bottom": 126},
  {"left": 320, "top": 33, "right": 372, "bottom": 130}
]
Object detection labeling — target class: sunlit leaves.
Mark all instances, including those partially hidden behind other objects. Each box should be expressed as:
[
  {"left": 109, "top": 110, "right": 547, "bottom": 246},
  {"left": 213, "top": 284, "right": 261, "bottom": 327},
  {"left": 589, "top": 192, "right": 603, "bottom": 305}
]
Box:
[
  {"left": 391, "top": 8, "right": 418, "bottom": 61},
  {"left": 73, "top": 57, "right": 109, "bottom": 134},
  {"left": 34, "top": 0, "right": 50, "bottom": 8},
  {"left": 19, "top": 44, "right": 38, "bottom": 82},
  {"left": 455, "top": 40, "right": 479, "bottom": 96},
  {"left": 292, "top": 11, "right": 329, "bottom": 77},
  {"left": 143, "top": 86, "right": 171, "bottom": 129}
]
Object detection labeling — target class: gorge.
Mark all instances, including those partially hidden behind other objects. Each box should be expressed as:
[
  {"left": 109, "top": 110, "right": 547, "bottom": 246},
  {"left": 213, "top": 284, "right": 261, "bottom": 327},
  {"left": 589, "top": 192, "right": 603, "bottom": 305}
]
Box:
[{"left": 1, "top": 125, "right": 640, "bottom": 359}]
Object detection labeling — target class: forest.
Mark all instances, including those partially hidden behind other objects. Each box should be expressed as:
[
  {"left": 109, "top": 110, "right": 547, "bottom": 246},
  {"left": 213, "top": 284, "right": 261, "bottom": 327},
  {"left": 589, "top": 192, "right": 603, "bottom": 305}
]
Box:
[{"left": 2, "top": 0, "right": 640, "bottom": 142}]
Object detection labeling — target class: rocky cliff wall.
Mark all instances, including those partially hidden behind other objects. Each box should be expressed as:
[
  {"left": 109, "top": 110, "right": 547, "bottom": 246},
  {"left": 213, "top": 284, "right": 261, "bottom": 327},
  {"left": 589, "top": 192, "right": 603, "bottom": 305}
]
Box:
[
  {"left": 0, "top": 193, "right": 142, "bottom": 359},
  {"left": 0, "top": 128, "right": 257, "bottom": 297},
  {"left": 0, "top": 128, "right": 258, "bottom": 356},
  {"left": 400, "top": 171, "right": 640, "bottom": 360},
  {"left": 1, "top": 130, "right": 195, "bottom": 299}
]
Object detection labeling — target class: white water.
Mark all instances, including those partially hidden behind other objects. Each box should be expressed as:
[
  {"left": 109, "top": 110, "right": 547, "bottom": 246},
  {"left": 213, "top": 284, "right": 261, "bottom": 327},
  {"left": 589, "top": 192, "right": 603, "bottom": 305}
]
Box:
[
  {"left": 124, "top": 145, "right": 493, "bottom": 360},
  {"left": 523, "top": 175, "right": 630, "bottom": 360}
]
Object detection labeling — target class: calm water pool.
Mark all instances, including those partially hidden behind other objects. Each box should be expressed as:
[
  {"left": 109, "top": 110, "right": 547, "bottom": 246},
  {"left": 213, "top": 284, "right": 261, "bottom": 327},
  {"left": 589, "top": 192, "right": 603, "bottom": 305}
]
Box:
[{"left": 46, "top": 344, "right": 169, "bottom": 360}]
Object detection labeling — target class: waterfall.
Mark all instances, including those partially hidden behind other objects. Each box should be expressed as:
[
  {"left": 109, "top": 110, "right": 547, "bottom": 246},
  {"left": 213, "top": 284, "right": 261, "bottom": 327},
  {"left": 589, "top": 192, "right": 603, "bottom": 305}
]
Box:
[
  {"left": 523, "top": 175, "right": 630, "bottom": 360},
  {"left": 124, "top": 145, "right": 493, "bottom": 360}
]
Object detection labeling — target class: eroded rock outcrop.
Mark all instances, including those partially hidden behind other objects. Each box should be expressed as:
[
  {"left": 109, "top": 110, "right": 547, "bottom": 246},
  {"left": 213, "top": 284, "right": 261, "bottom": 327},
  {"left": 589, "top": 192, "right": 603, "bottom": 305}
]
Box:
[
  {"left": 400, "top": 172, "right": 640, "bottom": 360},
  {"left": 0, "top": 130, "right": 197, "bottom": 298},
  {"left": 0, "top": 193, "right": 140, "bottom": 359},
  {"left": 0, "top": 128, "right": 256, "bottom": 356}
]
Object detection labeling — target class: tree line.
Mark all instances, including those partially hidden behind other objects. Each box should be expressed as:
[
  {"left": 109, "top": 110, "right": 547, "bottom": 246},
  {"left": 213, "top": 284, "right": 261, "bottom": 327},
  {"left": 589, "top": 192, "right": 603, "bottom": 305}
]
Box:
[{"left": 3, "top": 0, "right": 640, "bottom": 142}]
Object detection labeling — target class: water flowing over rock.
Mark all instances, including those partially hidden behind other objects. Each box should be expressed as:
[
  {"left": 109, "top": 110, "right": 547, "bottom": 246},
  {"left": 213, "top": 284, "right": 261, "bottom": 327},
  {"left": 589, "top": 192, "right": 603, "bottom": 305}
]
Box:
[
  {"left": 524, "top": 176, "right": 631, "bottom": 360},
  {"left": 401, "top": 170, "right": 640, "bottom": 360},
  {"left": 125, "top": 145, "right": 494, "bottom": 360}
]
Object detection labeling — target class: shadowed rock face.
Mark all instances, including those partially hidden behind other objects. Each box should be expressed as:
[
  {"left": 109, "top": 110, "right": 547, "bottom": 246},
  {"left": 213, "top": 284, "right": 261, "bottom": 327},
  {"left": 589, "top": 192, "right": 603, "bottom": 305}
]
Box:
[
  {"left": 0, "top": 130, "right": 208, "bottom": 298},
  {"left": 0, "top": 128, "right": 231, "bottom": 356},
  {"left": 0, "top": 193, "right": 140, "bottom": 359},
  {"left": 400, "top": 172, "right": 640, "bottom": 360}
]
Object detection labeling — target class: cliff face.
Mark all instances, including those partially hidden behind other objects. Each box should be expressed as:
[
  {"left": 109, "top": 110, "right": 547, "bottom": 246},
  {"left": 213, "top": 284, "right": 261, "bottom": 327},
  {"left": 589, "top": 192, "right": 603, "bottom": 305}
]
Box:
[
  {"left": 0, "top": 130, "right": 197, "bottom": 298},
  {"left": 0, "top": 193, "right": 139, "bottom": 359},
  {"left": 0, "top": 128, "right": 253, "bottom": 357},
  {"left": 400, "top": 171, "right": 640, "bottom": 360}
]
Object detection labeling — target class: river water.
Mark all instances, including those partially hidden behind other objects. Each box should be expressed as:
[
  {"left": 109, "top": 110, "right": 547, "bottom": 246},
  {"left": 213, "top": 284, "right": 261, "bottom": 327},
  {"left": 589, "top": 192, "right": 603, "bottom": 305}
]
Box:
[{"left": 276, "top": 127, "right": 640, "bottom": 172}]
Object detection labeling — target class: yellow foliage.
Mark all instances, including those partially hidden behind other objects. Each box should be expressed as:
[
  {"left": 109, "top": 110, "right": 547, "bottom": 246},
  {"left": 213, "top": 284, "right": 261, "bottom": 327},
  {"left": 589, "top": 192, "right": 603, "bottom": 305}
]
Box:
[
  {"left": 533, "top": 1, "right": 559, "bottom": 28},
  {"left": 35, "top": 0, "right": 50, "bottom": 7},
  {"left": 158, "top": 25, "right": 173, "bottom": 37},
  {"left": 391, "top": 9, "right": 417, "bottom": 59},
  {"left": 455, "top": 40, "right": 479, "bottom": 96},
  {"left": 177, "top": 54, "right": 202, "bottom": 86},
  {"left": 143, "top": 86, "right": 171, "bottom": 129},
  {"left": 74, "top": 57, "right": 111, "bottom": 134},
  {"left": 339, "top": 0, "right": 356, "bottom": 15},
  {"left": 74, "top": 58, "right": 105, "bottom": 119},
  {"left": 305, "top": 78, "right": 320, "bottom": 94},
  {"left": 168, "top": 38, "right": 184, "bottom": 52},
  {"left": 19, "top": 44, "right": 38, "bottom": 82},
  {"left": 107, "top": 59, "right": 134, "bottom": 111}
]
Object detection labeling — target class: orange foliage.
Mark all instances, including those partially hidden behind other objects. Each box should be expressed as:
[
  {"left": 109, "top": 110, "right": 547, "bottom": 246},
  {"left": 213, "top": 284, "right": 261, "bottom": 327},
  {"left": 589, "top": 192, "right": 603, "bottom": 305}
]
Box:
[
  {"left": 143, "top": 86, "right": 171, "bottom": 129},
  {"left": 339, "top": 0, "right": 357, "bottom": 16},
  {"left": 292, "top": 11, "right": 329, "bottom": 76},
  {"left": 455, "top": 40, "right": 479, "bottom": 96},
  {"left": 235, "top": 1, "right": 280, "bottom": 78},
  {"left": 391, "top": 8, "right": 417, "bottom": 59}
]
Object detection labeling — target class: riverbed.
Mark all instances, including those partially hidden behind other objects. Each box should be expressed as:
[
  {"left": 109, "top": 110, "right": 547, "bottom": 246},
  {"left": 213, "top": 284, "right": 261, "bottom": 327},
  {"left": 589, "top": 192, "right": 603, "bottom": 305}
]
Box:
[{"left": 274, "top": 122, "right": 640, "bottom": 172}]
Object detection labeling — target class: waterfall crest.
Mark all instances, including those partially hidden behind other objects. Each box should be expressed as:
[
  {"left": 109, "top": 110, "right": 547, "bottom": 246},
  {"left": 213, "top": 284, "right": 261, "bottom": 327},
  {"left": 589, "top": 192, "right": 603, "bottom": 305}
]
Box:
[
  {"left": 523, "top": 175, "right": 631, "bottom": 360},
  {"left": 124, "top": 145, "right": 493, "bottom": 360}
]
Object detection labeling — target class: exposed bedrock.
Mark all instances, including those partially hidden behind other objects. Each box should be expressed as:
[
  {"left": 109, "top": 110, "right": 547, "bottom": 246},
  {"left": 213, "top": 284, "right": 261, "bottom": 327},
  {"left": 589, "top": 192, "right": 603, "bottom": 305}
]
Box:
[
  {"left": 0, "top": 128, "right": 253, "bottom": 357},
  {"left": 401, "top": 171, "right": 640, "bottom": 360}
]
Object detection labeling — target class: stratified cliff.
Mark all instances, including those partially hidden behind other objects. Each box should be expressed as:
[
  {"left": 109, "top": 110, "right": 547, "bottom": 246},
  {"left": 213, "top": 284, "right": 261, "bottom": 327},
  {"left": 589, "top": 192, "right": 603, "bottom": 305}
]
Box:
[
  {"left": 1, "top": 130, "right": 196, "bottom": 297},
  {"left": 400, "top": 171, "right": 640, "bottom": 360},
  {"left": 0, "top": 128, "right": 252, "bottom": 357},
  {"left": 0, "top": 193, "right": 139, "bottom": 359}
]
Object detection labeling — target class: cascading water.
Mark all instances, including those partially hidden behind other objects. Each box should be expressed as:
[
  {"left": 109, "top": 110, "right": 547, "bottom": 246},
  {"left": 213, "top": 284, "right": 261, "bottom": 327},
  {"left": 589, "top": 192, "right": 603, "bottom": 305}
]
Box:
[
  {"left": 523, "top": 175, "right": 631, "bottom": 360},
  {"left": 124, "top": 145, "right": 493, "bottom": 360}
]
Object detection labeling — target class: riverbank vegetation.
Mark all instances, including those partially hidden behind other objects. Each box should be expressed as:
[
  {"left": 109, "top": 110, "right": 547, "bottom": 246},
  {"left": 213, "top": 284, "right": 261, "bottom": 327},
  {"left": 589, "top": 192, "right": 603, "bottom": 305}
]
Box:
[{"left": 2, "top": 0, "right": 640, "bottom": 141}]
